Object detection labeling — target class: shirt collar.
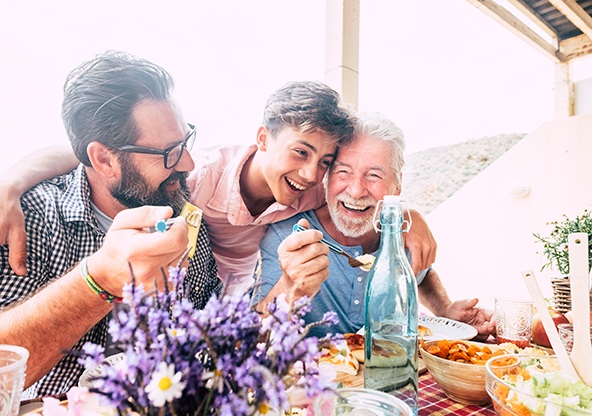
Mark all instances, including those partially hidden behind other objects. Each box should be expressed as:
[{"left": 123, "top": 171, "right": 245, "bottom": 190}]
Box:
[{"left": 60, "top": 165, "right": 102, "bottom": 232}]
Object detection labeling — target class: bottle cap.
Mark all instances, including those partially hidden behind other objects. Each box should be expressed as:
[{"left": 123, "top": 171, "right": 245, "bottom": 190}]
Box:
[{"left": 383, "top": 195, "right": 400, "bottom": 203}]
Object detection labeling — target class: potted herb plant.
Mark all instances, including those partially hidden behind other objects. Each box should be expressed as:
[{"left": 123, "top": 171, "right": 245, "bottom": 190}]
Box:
[
  {"left": 533, "top": 210, "right": 592, "bottom": 313},
  {"left": 533, "top": 210, "right": 592, "bottom": 276}
]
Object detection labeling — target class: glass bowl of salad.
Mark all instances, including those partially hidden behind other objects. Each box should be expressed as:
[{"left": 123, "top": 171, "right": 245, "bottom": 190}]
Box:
[{"left": 485, "top": 354, "right": 592, "bottom": 415}]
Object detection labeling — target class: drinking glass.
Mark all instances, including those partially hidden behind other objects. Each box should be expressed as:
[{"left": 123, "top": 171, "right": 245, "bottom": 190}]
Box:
[
  {"left": 0, "top": 345, "right": 29, "bottom": 416},
  {"left": 557, "top": 323, "right": 592, "bottom": 354},
  {"left": 494, "top": 297, "right": 533, "bottom": 348},
  {"left": 334, "top": 388, "right": 412, "bottom": 416}
]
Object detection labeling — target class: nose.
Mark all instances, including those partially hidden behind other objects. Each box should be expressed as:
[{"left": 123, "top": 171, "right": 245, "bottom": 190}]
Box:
[
  {"left": 299, "top": 161, "right": 321, "bottom": 185},
  {"left": 345, "top": 174, "right": 367, "bottom": 200},
  {"left": 174, "top": 147, "right": 195, "bottom": 173}
]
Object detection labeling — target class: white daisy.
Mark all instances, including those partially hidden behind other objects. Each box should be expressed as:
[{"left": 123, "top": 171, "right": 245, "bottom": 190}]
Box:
[{"left": 145, "top": 362, "right": 186, "bottom": 407}]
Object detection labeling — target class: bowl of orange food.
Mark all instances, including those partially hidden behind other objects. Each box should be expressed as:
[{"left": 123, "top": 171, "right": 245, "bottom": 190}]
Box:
[{"left": 420, "top": 340, "right": 520, "bottom": 405}]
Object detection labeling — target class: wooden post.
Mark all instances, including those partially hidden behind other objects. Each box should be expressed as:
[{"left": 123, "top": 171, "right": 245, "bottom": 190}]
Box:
[
  {"left": 325, "top": 0, "right": 360, "bottom": 109},
  {"left": 555, "top": 61, "right": 574, "bottom": 119}
]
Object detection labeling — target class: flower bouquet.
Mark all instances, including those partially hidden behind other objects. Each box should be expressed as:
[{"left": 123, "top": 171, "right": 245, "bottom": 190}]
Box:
[{"left": 35, "top": 265, "right": 340, "bottom": 416}]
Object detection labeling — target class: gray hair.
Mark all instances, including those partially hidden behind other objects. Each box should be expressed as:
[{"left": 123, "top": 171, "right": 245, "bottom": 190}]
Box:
[
  {"left": 354, "top": 112, "right": 405, "bottom": 189},
  {"left": 61, "top": 51, "right": 175, "bottom": 166}
]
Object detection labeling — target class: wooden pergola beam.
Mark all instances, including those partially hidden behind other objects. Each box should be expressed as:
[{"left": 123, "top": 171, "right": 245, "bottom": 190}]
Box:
[
  {"left": 547, "top": 0, "right": 592, "bottom": 41},
  {"left": 507, "top": 0, "right": 559, "bottom": 43},
  {"left": 558, "top": 32, "right": 592, "bottom": 61},
  {"left": 325, "top": 0, "right": 360, "bottom": 109},
  {"left": 465, "top": 0, "right": 559, "bottom": 62}
]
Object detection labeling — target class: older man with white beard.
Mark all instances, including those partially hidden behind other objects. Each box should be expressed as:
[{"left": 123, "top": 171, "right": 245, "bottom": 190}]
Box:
[{"left": 256, "top": 113, "right": 495, "bottom": 341}]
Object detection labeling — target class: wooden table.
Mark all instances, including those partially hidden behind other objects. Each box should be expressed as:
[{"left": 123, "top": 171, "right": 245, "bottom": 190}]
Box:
[{"left": 335, "top": 359, "right": 496, "bottom": 416}]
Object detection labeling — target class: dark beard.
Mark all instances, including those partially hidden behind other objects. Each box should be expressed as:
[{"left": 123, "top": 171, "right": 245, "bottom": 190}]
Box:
[{"left": 110, "top": 159, "right": 191, "bottom": 216}]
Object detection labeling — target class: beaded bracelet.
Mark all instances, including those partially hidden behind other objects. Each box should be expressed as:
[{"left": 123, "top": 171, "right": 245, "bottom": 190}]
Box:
[{"left": 80, "top": 257, "right": 123, "bottom": 303}]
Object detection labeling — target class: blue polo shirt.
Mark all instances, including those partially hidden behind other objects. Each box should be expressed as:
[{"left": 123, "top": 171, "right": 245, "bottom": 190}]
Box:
[{"left": 257, "top": 210, "right": 430, "bottom": 338}]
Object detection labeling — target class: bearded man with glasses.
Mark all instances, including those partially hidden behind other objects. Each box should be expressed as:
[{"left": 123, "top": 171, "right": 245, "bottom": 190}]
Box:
[{"left": 0, "top": 51, "right": 221, "bottom": 399}]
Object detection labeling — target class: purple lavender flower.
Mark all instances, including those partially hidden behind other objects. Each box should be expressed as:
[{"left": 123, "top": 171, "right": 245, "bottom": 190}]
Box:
[{"left": 76, "top": 265, "right": 340, "bottom": 416}]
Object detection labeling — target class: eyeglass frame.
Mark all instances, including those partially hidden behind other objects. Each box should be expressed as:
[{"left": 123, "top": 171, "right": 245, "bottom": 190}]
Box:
[{"left": 112, "top": 123, "right": 196, "bottom": 169}]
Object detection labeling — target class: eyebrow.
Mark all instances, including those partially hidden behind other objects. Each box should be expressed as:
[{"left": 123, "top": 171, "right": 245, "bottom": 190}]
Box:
[
  {"left": 296, "top": 140, "right": 336, "bottom": 159},
  {"left": 369, "top": 166, "right": 388, "bottom": 174},
  {"left": 332, "top": 160, "right": 388, "bottom": 174}
]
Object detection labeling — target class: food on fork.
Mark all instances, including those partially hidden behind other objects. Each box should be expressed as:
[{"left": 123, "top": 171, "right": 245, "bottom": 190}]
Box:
[{"left": 355, "top": 254, "right": 375, "bottom": 271}]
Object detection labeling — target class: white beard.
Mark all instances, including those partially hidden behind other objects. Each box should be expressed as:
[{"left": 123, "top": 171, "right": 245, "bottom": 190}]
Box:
[{"left": 327, "top": 193, "right": 377, "bottom": 238}]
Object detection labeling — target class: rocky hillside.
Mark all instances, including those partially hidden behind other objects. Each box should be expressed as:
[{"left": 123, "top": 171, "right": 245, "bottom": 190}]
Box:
[{"left": 400, "top": 133, "right": 526, "bottom": 214}]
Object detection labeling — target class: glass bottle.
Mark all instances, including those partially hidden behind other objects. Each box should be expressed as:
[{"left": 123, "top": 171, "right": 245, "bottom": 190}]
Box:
[{"left": 364, "top": 195, "right": 419, "bottom": 415}]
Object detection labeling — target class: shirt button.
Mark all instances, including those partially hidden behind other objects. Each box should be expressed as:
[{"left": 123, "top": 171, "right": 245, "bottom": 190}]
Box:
[
  {"left": 357, "top": 277, "right": 362, "bottom": 282},
  {"left": 354, "top": 300, "right": 360, "bottom": 305},
  {"left": 355, "top": 251, "right": 360, "bottom": 256}
]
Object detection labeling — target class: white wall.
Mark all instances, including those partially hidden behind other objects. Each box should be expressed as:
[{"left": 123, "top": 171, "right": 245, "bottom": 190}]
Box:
[
  {"left": 426, "top": 113, "right": 592, "bottom": 310},
  {"left": 575, "top": 77, "right": 592, "bottom": 116}
]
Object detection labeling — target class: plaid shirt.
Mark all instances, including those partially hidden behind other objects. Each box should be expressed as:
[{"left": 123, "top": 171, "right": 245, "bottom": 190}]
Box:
[{"left": 0, "top": 165, "right": 222, "bottom": 399}]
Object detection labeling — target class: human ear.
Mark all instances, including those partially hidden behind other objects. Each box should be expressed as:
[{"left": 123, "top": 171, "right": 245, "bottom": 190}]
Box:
[
  {"left": 256, "top": 126, "right": 269, "bottom": 151},
  {"left": 394, "top": 173, "right": 403, "bottom": 196},
  {"left": 86, "top": 142, "right": 119, "bottom": 179}
]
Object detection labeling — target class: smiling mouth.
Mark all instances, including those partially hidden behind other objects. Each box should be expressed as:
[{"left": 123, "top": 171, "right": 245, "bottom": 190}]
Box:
[
  {"left": 285, "top": 177, "right": 307, "bottom": 192},
  {"left": 166, "top": 181, "right": 179, "bottom": 191},
  {"left": 340, "top": 201, "right": 372, "bottom": 213}
]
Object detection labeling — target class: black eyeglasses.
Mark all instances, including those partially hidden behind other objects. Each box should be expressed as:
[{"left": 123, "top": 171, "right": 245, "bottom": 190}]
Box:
[{"left": 113, "top": 123, "right": 196, "bottom": 169}]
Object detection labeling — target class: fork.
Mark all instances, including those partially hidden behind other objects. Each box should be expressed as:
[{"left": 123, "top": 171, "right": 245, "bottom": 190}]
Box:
[
  {"left": 292, "top": 224, "right": 367, "bottom": 268},
  {"left": 148, "top": 210, "right": 200, "bottom": 233}
]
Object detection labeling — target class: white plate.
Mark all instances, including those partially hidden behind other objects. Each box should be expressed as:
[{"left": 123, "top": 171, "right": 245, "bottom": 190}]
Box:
[
  {"left": 418, "top": 316, "right": 477, "bottom": 341},
  {"left": 79, "top": 353, "right": 124, "bottom": 388},
  {"left": 356, "top": 316, "right": 477, "bottom": 341}
]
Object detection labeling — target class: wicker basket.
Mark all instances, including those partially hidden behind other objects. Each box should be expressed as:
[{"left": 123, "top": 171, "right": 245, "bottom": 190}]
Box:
[{"left": 550, "top": 277, "right": 592, "bottom": 314}]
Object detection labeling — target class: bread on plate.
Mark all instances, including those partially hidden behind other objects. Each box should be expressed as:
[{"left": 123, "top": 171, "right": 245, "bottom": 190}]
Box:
[
  {"left": 418, "top": 325, "right": 433, "bottom": 337},
  {"left": 365, "top": 338, "right": 408, "bottom": 368},
  {"left": 343, "top": 333, "right": 364, "bottom": 363},
  {"left": 318, "top": 341, "right": 359, "bottom": 375}
]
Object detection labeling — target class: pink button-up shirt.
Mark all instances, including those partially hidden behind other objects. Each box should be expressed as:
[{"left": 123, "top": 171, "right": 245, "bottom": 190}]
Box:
[{"left": 188, "top": 144, "right": 326, "bottom": 294}]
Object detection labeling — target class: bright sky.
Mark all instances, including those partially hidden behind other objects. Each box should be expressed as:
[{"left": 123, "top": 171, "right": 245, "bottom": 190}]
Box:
[{"left": 1, "top": 0, "right": 587, "bottom": 169}]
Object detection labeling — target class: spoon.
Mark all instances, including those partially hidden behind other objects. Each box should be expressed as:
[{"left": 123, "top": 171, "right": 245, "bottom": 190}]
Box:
[
  {"left": 292, "top": 224, "right": 368, "bottom": 268},
  {"left": 522, "top": 270, "right": 580, "bottom": 380},
  {"left": 568, "top": 233, "right": 592, "bottom": 386}
]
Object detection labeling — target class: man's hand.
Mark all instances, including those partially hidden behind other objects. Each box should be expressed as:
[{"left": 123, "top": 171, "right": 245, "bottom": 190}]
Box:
[
  {"left": 444, "top": 298, "right": 496, "bottom": 341},
  {"left": 0, "top": 187, "right": 28, "bottom": 275},
  {"left": 276, "top": 219, "right": 330, "bottom": 300},
  {"left": 402, "top": 209, "right": 437, "bottom": 276},
  {"left": 88, "top": 206, "right": 190, "bottom": 296}
]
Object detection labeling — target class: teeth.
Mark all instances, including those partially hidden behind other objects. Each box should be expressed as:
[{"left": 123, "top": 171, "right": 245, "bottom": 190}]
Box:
[
  {"left": 286, "top": 177, "right": 306, "bottom": 191},
  {"left": 343, "top": 202, "right": 370, "bottom": 212}
]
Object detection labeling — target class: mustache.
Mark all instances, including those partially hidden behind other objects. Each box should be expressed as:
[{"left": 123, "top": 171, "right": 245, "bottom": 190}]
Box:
[{"left": 162, "top": 171, "right": 188, "bottom": 187}]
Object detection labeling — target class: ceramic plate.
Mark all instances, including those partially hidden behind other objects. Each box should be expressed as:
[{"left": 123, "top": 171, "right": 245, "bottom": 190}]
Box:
[
  {"left": 356, "top": 316, "right": 477, "bottom": 341},
  {"left": 78, "top": 353, "right": 124, "bottom": 388},
  {"left": 419, "top": 316, "right": 477, "bottom": 341}
]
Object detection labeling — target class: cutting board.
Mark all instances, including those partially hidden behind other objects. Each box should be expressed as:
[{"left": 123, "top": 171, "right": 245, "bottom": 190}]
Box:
[{"left": 334, "top": 358, "right": 426, "bottom": 388}]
